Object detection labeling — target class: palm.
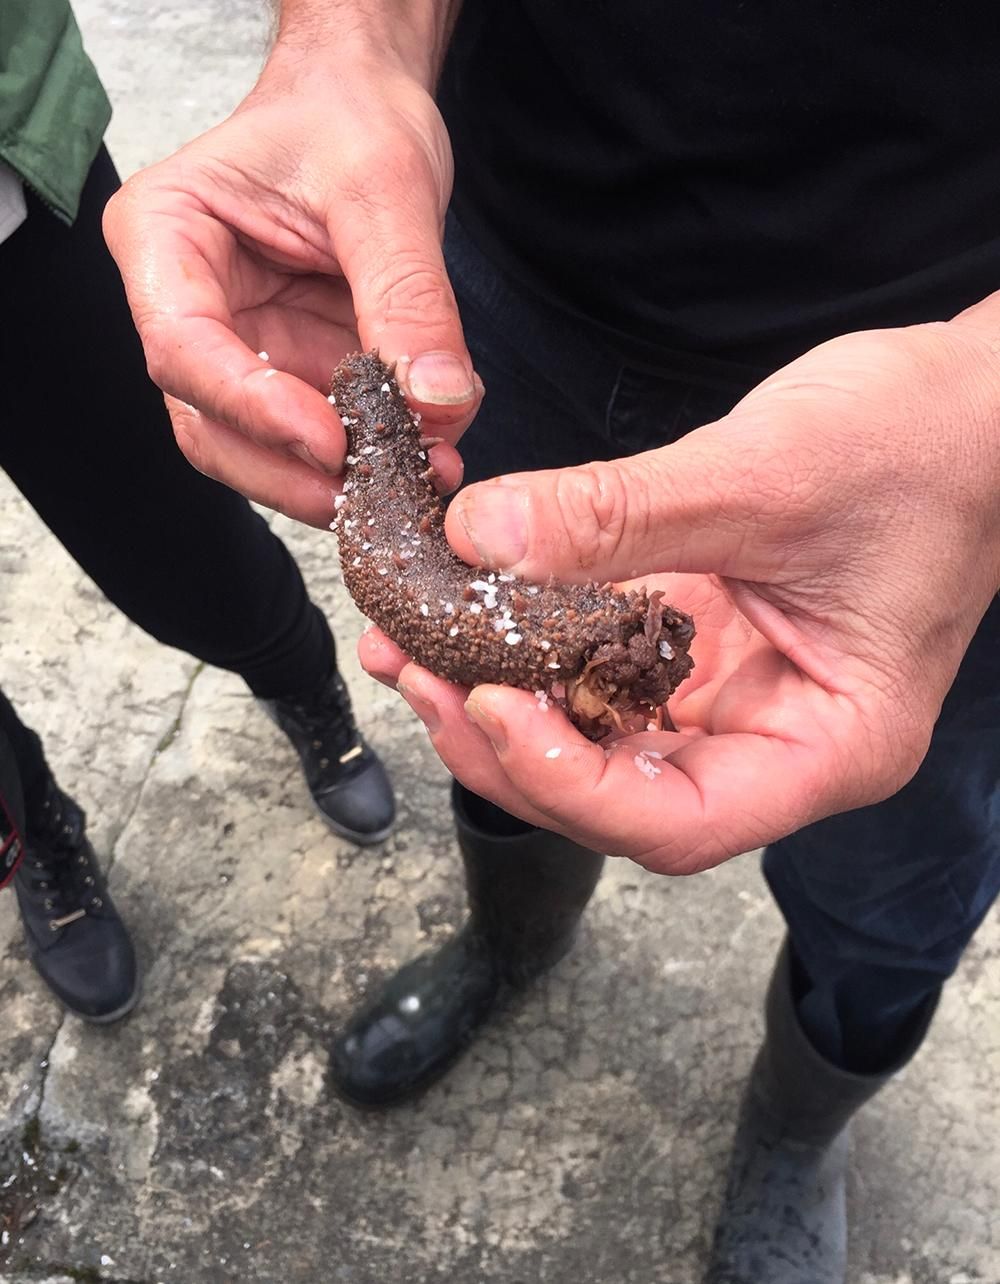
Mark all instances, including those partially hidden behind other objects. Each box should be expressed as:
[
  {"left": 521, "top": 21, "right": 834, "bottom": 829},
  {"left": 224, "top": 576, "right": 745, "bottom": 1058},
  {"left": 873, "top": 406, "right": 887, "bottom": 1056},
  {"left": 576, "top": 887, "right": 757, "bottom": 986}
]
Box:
[{"left": 359, "top": 569, "right": 864, "bottom": 874}]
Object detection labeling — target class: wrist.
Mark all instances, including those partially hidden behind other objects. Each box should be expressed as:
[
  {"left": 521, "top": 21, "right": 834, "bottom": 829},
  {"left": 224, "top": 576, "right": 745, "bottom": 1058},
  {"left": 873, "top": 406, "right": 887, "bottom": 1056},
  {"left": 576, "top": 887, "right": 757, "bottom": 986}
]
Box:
[
  {"left": 267, "top": 1, "right": 456, "bottom": 92},
  {"left": 934, "top": 316, "right": 1000, "bottom": 583}
]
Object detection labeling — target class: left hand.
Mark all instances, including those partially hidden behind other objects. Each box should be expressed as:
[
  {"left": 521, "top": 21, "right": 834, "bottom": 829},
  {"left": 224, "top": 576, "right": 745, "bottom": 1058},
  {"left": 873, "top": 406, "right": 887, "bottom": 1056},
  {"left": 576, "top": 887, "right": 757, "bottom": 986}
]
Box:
[{"left": 361, "top": 319, "right": 1000, "bottom": 874}]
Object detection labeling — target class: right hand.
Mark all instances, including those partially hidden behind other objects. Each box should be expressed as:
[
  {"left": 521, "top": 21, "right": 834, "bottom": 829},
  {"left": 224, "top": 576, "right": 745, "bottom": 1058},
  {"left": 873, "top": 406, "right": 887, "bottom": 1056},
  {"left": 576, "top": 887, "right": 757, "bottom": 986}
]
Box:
[{"left": 104, "top": 44, "right": 477, "bottom": 526}]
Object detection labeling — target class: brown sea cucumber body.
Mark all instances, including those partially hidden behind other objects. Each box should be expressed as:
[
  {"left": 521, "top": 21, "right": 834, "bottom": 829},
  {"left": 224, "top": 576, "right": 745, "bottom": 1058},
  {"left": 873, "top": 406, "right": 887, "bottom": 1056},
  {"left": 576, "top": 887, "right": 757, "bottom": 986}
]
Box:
[{"left": 331, "top": 352, "right": 694, "bottom": 739}]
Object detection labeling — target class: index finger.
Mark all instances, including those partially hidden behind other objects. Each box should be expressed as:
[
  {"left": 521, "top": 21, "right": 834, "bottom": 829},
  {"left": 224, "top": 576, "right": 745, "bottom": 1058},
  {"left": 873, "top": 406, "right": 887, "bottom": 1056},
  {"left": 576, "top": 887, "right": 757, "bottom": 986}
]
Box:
[
  {"left": 105, "top": 189, "right": 346, "bottom": 474},
  {"left": 464, "top": 684, "right": 837, "bottom": 873}
]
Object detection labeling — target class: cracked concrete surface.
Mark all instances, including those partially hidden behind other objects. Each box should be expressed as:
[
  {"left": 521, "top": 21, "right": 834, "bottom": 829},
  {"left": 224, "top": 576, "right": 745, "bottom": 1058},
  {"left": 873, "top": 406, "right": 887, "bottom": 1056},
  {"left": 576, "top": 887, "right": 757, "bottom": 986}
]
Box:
[{"left": 2, "top": 3, "right": 999, "bottom": 1281}]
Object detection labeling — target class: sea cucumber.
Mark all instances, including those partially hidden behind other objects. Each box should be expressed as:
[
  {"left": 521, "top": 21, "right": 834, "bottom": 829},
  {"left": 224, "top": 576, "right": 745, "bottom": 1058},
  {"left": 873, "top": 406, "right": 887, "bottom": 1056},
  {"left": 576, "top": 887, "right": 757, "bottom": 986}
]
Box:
[{"left": 331, "top": 352, "right": 695, "bottom": 740}]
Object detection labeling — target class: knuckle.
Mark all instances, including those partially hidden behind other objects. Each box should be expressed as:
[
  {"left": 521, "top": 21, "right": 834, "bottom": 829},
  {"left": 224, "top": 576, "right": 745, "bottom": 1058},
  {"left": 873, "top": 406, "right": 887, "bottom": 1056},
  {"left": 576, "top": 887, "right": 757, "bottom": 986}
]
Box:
[
  {"left": 379, "top": 262, "right": 454, "bottom": 330},
  {"left": 138, "top": 319, "right": 179, "bottom": 395},
  {"left": 554, "top": 462, "right": 635, "bottom": 571}
]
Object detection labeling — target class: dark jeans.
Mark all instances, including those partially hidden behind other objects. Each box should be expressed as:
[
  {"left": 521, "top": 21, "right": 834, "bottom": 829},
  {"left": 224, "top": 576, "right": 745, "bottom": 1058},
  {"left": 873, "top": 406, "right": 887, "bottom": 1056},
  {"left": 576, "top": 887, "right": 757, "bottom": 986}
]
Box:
[
  {"left": 0, "top": 149, "right": 335, "bottom": 811},
  {"left": 445, "top": 211, "right": 1000, "bottom": 1074}
]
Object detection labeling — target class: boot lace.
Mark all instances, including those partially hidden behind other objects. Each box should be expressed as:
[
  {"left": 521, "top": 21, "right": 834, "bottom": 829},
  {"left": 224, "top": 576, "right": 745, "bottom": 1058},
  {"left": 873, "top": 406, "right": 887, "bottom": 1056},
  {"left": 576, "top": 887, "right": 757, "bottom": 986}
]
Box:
[
  {"left": 24, "top": 788, "right": 102, "bottom": 931},
  {"left": 286, "top": 674, "right": 363, "bottom": 769}
]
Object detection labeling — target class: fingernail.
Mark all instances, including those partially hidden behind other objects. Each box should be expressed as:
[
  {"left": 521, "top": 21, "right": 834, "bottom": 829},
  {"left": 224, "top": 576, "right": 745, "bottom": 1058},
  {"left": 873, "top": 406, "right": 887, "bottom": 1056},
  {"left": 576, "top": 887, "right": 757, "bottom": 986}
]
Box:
[
  {"left": 456, "top": 483, "right": 528, "bottom": 567},
  {"left": 290, "top": 441, "right": 326, "bottom": 471},
  {"left": 465, "top": 697, "right": 507, "bottom": 752},
  {"left": 398, "top": 682, "right": 440, "bottom": 734},
  {"left": 406, "top": 352, "right": 476, "bottom": 406}
]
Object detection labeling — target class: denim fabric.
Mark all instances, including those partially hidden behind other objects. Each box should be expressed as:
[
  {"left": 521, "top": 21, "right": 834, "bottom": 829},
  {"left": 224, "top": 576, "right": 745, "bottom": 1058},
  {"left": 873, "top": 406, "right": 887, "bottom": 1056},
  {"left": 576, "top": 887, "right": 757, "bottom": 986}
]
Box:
[{"left": 445, "top": 211, "right": 1000, "bottom": 1073}]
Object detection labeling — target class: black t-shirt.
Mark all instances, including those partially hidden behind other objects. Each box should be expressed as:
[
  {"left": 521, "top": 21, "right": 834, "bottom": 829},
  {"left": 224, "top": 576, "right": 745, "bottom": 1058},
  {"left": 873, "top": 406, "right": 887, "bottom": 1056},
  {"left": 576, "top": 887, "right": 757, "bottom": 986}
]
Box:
[{"left": 439, "top": 2, "right": 1000, "bottom": 375}]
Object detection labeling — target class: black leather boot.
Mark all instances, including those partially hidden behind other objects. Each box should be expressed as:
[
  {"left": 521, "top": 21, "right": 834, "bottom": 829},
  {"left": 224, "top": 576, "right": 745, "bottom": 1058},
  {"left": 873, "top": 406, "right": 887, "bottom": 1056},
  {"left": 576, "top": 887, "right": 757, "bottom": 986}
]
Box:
[
  {"left": 328, "top": 783, "right": 604, "bottom": 1107},
  {"left": 706, "top": 941, "right": 938, "bottom": 1284},
  {"left": 14, "top": 777, "right": 139, "bottom": 1023},
  {"left": 261, "top": 668, "right": 395, "bottom": 846}
]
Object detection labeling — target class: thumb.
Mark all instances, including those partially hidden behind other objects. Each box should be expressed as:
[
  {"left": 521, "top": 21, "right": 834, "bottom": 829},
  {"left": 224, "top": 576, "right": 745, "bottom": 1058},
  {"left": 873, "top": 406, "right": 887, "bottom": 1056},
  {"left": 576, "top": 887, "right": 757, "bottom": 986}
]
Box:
[
  {"left": 445, "top": 421, "right": 774, "bottom": 583},
  {"left": 333, "top": 170, "right": 480, "bottom": 432}
]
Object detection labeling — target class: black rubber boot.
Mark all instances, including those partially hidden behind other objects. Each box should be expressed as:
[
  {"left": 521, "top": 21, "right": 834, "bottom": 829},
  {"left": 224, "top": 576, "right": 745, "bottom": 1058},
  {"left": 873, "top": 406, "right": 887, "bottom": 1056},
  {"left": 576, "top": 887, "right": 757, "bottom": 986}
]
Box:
[
  {"left": 328, "top": 783, "right": 604, "bottom": 1107},
  {"left": 706, "top": 941, "right": 938, "bottom": 1284},
  {"left": 261, "top": 669, "right": 395, "bottom": 846},
  {"left": 14, "top": 777, "right": 139, "bottom": 1023}
]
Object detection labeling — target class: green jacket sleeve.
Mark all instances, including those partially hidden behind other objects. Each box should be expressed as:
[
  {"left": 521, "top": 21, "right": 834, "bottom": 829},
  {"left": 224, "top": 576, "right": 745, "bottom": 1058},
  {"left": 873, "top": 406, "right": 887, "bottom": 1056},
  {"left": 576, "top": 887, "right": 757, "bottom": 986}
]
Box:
[{"left": 0, "top": 0, "right": 111, "bottom": 222}]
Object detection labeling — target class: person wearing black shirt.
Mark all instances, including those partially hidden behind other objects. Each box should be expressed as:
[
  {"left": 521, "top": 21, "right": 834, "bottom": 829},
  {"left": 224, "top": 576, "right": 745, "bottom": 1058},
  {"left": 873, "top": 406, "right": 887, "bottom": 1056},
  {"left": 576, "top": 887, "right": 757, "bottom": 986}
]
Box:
[{"left": 105, "top": 3, "right": 1000, "bottom": 1280}]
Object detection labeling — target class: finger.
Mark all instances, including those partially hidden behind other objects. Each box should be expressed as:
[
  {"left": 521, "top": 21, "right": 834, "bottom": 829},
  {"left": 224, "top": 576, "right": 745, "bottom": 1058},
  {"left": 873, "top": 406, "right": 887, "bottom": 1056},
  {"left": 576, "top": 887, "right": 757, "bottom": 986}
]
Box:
[
  {"left": 358, "top": 627, "right": 409, "bottom": 689},
  {"left": 331, "top": 152, "right": 482, "bottom": 437},
  {"left": 392, "top": 663, "right": 557, "bottom": 831},
  {"left": 168, "top": 399, "right": 337, "bottom": 528},
  {"left": 461, "top": 683, "right": 849, "bottom": 873},
  {"left": 106, "top": 197, "right": 347, "bottom": 472},
  {"left": 443, "top": 414, "right": 786, "bottom": 583}
]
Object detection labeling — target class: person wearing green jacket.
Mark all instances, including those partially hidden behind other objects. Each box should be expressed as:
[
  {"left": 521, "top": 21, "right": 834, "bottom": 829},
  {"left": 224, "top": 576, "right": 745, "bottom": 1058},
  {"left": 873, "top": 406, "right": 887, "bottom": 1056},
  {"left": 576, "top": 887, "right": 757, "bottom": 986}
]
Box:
[{"left": 0, "top": 1, "right": 396, "bottom": 1022}]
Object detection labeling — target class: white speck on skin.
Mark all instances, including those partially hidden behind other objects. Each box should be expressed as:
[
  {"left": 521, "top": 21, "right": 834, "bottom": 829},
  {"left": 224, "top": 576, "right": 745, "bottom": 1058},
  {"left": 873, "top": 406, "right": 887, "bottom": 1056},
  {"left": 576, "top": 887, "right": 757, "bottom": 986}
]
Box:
[
  {"left": 257, "top": 350, "right": 269, "bottom": 362},
  {"left": 545, "top": 747, "right": 561, "bottom": 758},
  {"left": 633, "top": 754, "right": 662, "bottom": 780},
  {"left": 264, "top": 368, "right": 278, "bottom": 379}
]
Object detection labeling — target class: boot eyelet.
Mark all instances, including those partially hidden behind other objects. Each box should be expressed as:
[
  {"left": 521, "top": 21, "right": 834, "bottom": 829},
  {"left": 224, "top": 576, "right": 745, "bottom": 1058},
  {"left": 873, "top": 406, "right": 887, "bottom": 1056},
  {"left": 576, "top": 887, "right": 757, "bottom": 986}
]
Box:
[
  {"left": 44, "top": 899, "right": 53, "bottom": 911},
  {"left": 39, "top": 881, "right": 48, "bottom": 890},
  {"left": 319, "top": 757, "right": 330, "bottom": 769},
  {"left": 84, "top": 875, "right": 95, "bottom": 886},
  {"left": 312, "top": 738, "right": 323, "bottom": 749},
  {"left": 77, "top": 854, "right": 87, "bottom": 866},
  {"left": 91, "top": 896, "right": 103, "bottom": 909}
]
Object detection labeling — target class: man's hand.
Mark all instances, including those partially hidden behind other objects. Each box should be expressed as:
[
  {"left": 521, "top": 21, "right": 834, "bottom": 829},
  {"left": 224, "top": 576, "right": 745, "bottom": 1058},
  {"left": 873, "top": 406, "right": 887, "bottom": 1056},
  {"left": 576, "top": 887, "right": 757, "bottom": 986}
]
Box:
[
  {"left": 361, "top": 319, "right": 1000, "bottom": 873},
  {"left": 104, "top": 5, "right": 475, "bottom": 527}
]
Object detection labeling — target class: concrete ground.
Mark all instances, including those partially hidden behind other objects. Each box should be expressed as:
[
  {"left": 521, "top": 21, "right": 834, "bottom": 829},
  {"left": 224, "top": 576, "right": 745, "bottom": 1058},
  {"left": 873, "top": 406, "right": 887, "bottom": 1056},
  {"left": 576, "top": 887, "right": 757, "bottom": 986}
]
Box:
[{"left": 1, "top": 3, "right": 998, "bottom": 1281}]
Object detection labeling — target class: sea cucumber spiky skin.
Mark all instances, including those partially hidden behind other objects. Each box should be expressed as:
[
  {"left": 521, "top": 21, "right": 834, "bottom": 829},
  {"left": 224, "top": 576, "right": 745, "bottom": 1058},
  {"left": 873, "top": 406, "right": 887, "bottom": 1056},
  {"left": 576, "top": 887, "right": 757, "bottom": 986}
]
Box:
[{"left": 331, "top": 352, "right": 694, "bottom": 739}]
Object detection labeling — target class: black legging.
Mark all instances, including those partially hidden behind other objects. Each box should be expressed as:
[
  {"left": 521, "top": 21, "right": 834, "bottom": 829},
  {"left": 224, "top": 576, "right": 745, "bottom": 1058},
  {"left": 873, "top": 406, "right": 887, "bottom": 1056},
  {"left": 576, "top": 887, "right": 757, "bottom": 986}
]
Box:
[{"left": 1, "top": 148, "right": 334, "bottom": 809}]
